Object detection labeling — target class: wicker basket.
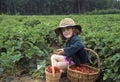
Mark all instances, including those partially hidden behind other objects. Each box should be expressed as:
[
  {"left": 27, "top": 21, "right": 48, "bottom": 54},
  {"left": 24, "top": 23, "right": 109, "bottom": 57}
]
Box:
[
  {"left": 67, "top": 48, "right": 100, "bottom": 82},
  {"left": 45, "top": 66, "right": 62, "bottom": 82}
]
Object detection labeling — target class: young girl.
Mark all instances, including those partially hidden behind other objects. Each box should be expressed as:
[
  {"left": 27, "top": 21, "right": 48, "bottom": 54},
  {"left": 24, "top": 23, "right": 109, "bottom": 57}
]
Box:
[{"left": 51, "top": 18, "right": 88, "bottom": 71}]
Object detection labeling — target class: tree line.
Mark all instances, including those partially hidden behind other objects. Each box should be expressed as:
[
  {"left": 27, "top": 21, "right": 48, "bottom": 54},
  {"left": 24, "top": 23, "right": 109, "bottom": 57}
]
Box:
[{"left": 0, "top": 0, "right": 120, "bottom": 15}]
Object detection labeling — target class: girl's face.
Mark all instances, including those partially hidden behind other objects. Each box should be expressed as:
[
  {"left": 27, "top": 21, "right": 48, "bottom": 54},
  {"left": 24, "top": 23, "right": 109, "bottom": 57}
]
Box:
[{"left": 61, "top": 27, "right": 73, "bottom": 39}]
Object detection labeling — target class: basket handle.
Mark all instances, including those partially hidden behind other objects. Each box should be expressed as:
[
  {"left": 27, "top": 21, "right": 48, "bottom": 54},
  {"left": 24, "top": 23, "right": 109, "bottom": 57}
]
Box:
[
  {"left": 84, "top": 48, "right": 100, "bottom": 69},
  {"left": 69, "top": 48, "right": 100, "bottom": 69}
]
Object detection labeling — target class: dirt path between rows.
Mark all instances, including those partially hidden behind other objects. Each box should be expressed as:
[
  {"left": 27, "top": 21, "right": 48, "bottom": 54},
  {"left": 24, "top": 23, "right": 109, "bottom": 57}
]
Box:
[{"left": 11, "top": 76, "right": 70, "bottom": 82}]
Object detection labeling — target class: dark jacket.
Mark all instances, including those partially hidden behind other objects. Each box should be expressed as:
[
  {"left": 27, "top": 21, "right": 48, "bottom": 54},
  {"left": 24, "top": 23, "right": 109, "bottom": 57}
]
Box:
[{"left": 64, "top": 35, "right": 88, "bottom": 66}]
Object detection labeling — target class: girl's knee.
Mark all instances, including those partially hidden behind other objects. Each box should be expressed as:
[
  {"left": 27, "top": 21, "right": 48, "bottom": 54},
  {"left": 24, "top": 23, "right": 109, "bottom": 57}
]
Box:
[
  {"left": 51, "top": 54, "right": 57, "bottom": 60},
  {"left": 51, "top": 55, "right": 54, "bottom": 60}
]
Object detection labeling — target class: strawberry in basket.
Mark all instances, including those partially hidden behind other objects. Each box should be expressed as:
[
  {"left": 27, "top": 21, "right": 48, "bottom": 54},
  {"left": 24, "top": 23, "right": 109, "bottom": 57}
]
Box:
[
  {"left": 71, "top": 64, "right": 95, "bottom": 73},
  {"left": 46, "top": 66, "right": 60, "bottom": 73}
]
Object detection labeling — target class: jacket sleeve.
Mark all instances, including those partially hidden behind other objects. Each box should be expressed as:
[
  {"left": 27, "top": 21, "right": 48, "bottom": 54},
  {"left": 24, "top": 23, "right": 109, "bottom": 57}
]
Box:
[{"left": 64, "top": 40, "right": 85, "bottom": 59}]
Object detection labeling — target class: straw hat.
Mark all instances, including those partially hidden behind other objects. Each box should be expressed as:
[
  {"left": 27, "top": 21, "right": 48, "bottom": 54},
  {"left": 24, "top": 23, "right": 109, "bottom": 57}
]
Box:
[{"left": 54, "top": 18, "right": 82, "bottom": 35}]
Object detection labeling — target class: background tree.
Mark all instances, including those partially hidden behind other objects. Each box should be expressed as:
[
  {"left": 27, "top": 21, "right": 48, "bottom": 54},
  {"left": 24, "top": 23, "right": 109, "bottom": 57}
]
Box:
[{"left": 0, "top": 0, "right": 120, "bottom": 15}]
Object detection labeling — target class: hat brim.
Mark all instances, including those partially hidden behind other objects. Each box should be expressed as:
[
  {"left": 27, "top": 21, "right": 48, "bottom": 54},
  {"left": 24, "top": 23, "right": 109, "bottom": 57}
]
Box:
[{"left": 55, "top": 25, "right": 82, "bottom": 36}]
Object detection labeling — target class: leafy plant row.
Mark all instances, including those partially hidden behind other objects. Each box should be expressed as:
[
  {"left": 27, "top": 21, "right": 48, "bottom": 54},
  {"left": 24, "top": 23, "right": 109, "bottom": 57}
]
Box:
[{"left": 0, "top": 14, "right": 120, "bottom": 82}]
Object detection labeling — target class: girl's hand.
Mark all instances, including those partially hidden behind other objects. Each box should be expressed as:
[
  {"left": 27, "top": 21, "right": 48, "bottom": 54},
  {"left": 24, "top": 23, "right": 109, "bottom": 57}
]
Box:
[{"left": 53, "top": 49, "right": 65, "bottom": 55}]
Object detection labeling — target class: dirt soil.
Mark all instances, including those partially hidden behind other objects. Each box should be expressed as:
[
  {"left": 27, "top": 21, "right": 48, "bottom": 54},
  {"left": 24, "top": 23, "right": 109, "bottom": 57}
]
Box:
[{"left": 11, "top": 75, "right": 70, "bottom": 82}]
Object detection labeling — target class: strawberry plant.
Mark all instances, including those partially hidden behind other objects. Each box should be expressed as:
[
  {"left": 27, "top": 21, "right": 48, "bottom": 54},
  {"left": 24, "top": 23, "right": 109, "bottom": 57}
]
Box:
[{"left": 0, "top": 14, "right": 120, "bottom": 82}]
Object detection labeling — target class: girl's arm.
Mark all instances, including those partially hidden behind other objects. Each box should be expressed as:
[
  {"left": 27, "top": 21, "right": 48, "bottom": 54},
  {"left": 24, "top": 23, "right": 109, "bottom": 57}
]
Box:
[{"left": 64, "top": 40, "right": 85, "bottom": 58}]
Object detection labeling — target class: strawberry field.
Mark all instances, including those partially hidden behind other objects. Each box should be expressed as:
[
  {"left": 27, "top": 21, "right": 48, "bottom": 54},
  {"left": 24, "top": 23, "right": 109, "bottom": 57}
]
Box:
[{"left": 0, "top": 14, "right": 120, "bottom": 82}]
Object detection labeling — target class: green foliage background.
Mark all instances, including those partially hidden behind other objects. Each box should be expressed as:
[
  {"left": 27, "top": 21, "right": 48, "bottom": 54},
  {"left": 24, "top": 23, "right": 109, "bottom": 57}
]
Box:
[{"left": 0, "top": 14, "right": 120, "bottom": 82}]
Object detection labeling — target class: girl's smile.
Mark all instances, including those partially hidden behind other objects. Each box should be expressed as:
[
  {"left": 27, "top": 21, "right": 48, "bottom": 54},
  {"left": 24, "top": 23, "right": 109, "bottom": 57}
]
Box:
[{"left": 61, "top": 27, "right": 73, "bottom": 39}]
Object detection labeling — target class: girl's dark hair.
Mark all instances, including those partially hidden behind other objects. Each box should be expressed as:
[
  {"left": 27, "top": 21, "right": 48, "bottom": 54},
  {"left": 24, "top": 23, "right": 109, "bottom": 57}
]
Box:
[
  {"left": 72, "top": 28, "right": 80, "bottom": 35},
  {"left": 58, "top": 27, "right": 81, "bottom": 40}
]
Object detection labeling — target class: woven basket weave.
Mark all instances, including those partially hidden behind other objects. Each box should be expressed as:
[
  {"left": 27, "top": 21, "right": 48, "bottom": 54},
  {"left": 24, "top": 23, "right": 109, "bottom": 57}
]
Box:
[
  {"left": 67, "top": 48, "right": 100, "bottom": 82},
  {"left": 45, "top": 67, "right": 62, "bottom": 82}
]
